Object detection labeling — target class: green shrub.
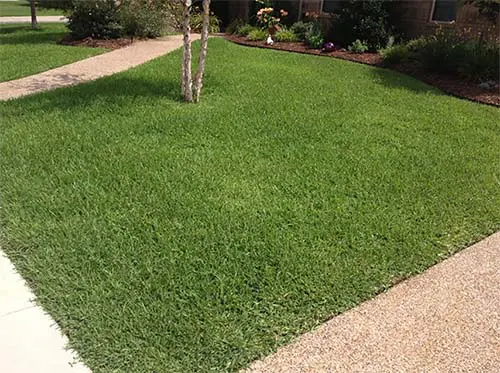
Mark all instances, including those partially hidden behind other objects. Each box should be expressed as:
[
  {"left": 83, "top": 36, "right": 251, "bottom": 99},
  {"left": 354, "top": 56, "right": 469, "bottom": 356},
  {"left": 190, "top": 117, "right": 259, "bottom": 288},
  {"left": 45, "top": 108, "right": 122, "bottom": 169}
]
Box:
[
  {"left": 190, "top": 11, "right": 220, "bottom": 33},
  {"left": 406, "top": 37, "right": 428, "bottom": 53},
  {"left": 67, "top": 0, "right": 178, "bottom": 39},
  {"left": 348, "top": 39, "right": 369, "bottom": 53},
  {"left": 238, "top": 24, "right": 258, "bottom": 37},
  {"left": 460, "top": 39, "right": 499, "bottom": 79},
  {"left": 275, "top": 27, "right": 299, "bottom": 42},
  {"left": 67, "top": 0, "right": 124, "bottom": 39},
  {"left": 305, "top": 26, "right": 324, "bottom": 49},
  {"left": 290, "top": 21, "right": 313, "bottom": 41},
  {"left": 120, "top": 0, "right": 171, "bottom": 38},
  {"left": 416, "top": 28, "right": 499, "bottom": 80},
  {"left": 247, "top": 29, "right": 267, "bottom": 41},
  {"left": 226, "top": 18, "right": 246, "bottom": 34},
  {"left": 418, "top": 30, "right": 466, "bottom": 73},
  {"left": 381, "top": 44, "right": 410, "bottom": 64},
  {"left": 334, "top": 0, "right": 392, "bottom": 51},
  {"left": 190, "top": 5, "right": 220, "bottom": 34}
]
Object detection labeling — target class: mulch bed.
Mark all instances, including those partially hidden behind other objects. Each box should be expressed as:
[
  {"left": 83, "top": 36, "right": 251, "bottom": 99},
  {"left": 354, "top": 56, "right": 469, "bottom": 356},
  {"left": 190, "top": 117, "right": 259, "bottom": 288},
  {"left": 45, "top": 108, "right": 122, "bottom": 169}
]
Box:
[
  {"left": 226, "top": 35, "right": 500, "bottom": 107},
  {"left": 59, "top": 36, "right": 134, "bottom": 50}
]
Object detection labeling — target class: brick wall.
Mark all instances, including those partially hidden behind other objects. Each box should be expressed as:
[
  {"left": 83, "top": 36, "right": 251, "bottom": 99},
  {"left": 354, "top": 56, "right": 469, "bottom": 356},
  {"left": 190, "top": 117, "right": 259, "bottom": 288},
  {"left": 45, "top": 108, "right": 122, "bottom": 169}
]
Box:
[{"left": 392, "top": 1, "right": 499, "bottom": 41}]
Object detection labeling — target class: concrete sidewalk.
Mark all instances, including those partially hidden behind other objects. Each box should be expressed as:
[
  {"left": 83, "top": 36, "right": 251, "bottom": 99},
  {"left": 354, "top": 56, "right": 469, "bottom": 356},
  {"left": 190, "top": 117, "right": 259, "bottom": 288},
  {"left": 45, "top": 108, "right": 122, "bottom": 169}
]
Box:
[
  {"left": 246, "top": 232, "right": 500, "bottom": 372},
  {"left": 0, "top": 251, "right": 91, "bottom": 373},
  {"left": 0, "top": 34, "right": 197, "bottom": 101},
  {"left": 0, "top": 16, "right": 67, "bottom": 24}
]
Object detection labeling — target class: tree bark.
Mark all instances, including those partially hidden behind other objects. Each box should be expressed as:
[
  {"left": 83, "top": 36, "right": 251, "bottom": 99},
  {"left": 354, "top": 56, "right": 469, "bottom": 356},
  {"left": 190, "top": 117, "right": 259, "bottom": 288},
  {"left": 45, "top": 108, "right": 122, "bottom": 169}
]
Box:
[
  {"left": 30, "top": 0, "right": 38, "bottom": 29},
  {"left": 193, "top": 0, "right": 211, "bottom": 103},
  {"left": 181, "top": 0, "right": 193, "bottom": 102}
]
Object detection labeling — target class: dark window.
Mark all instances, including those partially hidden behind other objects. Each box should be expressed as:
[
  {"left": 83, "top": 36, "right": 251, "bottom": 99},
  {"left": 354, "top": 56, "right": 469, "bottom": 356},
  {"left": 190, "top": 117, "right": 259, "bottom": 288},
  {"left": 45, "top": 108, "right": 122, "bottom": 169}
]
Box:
[
  {"left": 432, "top": 0, "right": 457, "bottom": 22},
  {"left": 322, "top": 0, "right": 343, "bottom": 14}
]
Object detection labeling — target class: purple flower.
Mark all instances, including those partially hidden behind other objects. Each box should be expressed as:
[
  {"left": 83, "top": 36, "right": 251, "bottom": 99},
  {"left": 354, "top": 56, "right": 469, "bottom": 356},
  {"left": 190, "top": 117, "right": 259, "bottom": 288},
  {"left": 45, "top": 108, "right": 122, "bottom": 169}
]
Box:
[{"left": 322, "top": 42, "right": 335, "bottom": 52}]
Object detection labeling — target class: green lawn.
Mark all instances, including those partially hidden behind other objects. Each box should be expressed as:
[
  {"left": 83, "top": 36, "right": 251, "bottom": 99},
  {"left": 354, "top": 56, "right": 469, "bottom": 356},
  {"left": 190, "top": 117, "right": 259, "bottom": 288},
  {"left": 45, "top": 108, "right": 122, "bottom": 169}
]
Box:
[
  {"left": 0, "top": 23, "right": 107, "bottom": 82},
  {"left": 1, "top": 39, "right": 499, "bottom": 372},
  {"left": 0, "top": 0, "right": 61, "bottom": 16}
]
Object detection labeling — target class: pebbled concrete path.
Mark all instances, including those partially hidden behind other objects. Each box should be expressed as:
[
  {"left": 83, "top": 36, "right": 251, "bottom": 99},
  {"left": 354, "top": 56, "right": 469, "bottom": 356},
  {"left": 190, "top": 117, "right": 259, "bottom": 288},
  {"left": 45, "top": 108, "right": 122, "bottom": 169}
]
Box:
[
  {"left": 0, "top": 34, "right": 198, "bottom": 101},
  {"left": 0, "top": 16, "right": 67, "bottom": 24},
  {"left": 246, "top": 232, "right": 500, "bottom": 372}
]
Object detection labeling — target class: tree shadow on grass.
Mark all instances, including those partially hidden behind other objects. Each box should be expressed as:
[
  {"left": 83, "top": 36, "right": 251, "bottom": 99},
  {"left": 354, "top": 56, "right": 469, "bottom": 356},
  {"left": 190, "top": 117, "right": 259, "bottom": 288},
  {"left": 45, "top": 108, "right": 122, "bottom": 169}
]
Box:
[
  {"left": 19, "top": 74, "right": 187, "bottom": 113},
  {"left": 0, "top": 31, "right": 67, "bottom": 45},
  {"left": 368, "top": 65, "right": 444, "bottom": 97}
]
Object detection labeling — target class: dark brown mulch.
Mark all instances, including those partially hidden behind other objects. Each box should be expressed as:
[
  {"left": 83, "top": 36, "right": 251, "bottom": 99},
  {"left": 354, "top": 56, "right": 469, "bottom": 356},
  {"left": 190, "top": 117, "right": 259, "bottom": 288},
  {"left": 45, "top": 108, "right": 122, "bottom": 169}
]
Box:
[
  {"left": 58, "top": 36, "right": 134, "bottom": 50},
  {"left": 226, "top": 35, "right": 500, "bottom": 107}
]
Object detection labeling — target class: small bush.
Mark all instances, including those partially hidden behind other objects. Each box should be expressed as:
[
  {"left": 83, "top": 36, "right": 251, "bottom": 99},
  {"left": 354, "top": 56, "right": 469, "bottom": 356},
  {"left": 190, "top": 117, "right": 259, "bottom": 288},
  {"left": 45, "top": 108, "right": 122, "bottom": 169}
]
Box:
[
  {"left": 334, "top": 0, "right": 392, "bottom": 50},
  {"left": 418, "top": 30, "right": 466, "bottom": 73},
  {"left": 305, "top": 27, "right": 324, "bottom": 49},
  {"left": 190, "top": 11, "right": 220, "bottom": 33},
  {"left": 68, "top": 0, "right": 124, "bottom": 39},
  {"left": 406, "top": 37, "right": 427, "bottom": 53},
  {"left": 120, "top": 0, "right": 171, "bottom": 38},
  {"left": 275, "top": 27, "right": 299, "bottom": 42},
  {"left": 348, "top": 39, "right": 369, "bottom": 53},
  {"left": 416, "top": 28, "right": 499, "bottom": 80},
  {"left": 290, "top": 21, "right": 313, "bottom": 41},
  {"left": 247, "top": 29, "right": 267, "bottom": 41},
  {"left": 238, "top": 24, "right": 258, "bottom": 37},
  {"left": 381, "top": 44, "right": 410, "bottom": 64},
  {"left": 226, "top": 18, "right": 246, "bottom": 34},
  {"left": 459, "top": 39, "right": 499, "bottom": 79}
]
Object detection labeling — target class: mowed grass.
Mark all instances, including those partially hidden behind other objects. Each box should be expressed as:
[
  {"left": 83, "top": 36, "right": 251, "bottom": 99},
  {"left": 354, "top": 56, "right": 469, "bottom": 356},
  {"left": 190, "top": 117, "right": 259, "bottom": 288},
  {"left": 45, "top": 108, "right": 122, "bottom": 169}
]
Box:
[
  {"left": 1, "top": 39, "right": 499, "bottom": 372},
  {"left": 0, "top": 0, "right": 61, "bottom": 16},
  {"left": 0, "top": 23, "right": 106, "bottom": 82}
]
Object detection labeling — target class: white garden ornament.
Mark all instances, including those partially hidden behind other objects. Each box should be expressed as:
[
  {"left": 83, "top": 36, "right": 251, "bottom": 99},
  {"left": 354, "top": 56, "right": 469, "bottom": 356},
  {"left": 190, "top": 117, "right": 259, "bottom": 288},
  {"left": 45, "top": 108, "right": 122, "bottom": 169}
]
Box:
[{"left": 266, "top": 35, "right": 274, "bottom": 45}]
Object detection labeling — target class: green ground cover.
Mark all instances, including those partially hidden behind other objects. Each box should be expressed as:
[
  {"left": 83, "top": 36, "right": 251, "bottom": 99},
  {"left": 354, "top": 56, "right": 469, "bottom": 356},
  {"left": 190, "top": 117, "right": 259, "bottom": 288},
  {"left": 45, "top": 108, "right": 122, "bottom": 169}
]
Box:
[
  {"left": 1, "top": 38, "right": 499, "bottom": 372},
  {"left": 0, "top": 0, "right": 61, "bottom": 16},
  {"left": 0, "top": 23, "right": 106, "bottom": 82}
]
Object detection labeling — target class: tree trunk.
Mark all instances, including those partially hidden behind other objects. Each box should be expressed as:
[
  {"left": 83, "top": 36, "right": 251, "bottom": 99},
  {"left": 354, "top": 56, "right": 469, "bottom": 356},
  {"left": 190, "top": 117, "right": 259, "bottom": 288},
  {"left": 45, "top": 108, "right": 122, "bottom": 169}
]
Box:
[
  {"left": 193, "top": 0, "right": 211, "bottom": 103},
  {"left": 181, "top": 0, "right": 193, "bottom": 102},
  {"left": 30, "top": 0, "right": 38, "bottom": 29}
]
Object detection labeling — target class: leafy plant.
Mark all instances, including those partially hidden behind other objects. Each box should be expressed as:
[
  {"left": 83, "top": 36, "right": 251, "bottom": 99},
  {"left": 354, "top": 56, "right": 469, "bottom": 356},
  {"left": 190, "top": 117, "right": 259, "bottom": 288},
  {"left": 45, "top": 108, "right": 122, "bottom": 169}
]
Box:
[
  {"left": 406, "top": 36, "right": 428, "bottom": 52},
  {"left": 418, "top": 29, "right": 466, "bottom": 73},
  {"left": 226, "top": 18, "right": 246, "bottom": 35},
  {"left": 334, "top": 0, "right": 392, "bottom": 51},
  {"left": 120, "top": 0, "right": 172, "bottom": 38},
  {"left": 460, "top": 39, "right": 499, "bottom": 79},
  {"left": 380, "top": 44, "right": 410, "bottom": 64},
  {"left": 305, "top": 26, "right": 324, "bottom": 49},
  {"left": 237, "top": 24, "right": 258, "bottom": 36},
  {"left": 191, "top": 10, "right": 220, "bottom": 33},
  {"left": 416, "top": 28, "right": 499, "bottom": 80},
  {"left": 348, "top": 39, "right": 369, "bottom": 53},
  {"left": 67, "top": 0, "right": 124, "bottom": 39},
  {"left": 256, "top": 7, "right": 288, "bottom": 33},
  {"left": 274, "top": 27, "right": 299, "bottom": 42},
  {"left": 290, "top": 21, "right": 313, "bottom": 41},
  {"left": 247, "top": 29, "right": 267, "bottom": 41}
]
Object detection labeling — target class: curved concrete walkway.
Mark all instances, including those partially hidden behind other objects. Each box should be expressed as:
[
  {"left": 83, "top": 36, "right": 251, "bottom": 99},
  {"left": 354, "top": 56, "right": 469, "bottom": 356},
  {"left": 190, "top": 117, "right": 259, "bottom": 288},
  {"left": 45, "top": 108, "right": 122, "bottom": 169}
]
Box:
[
  {"left": 246, "top": 232, "right": 500, "bottom": 372},
  {"left": 0, "top": 34, "right": 198, "bottom": 101},
  {"left": 0, "top": 16, "right": 67, "bottom": 24}
]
